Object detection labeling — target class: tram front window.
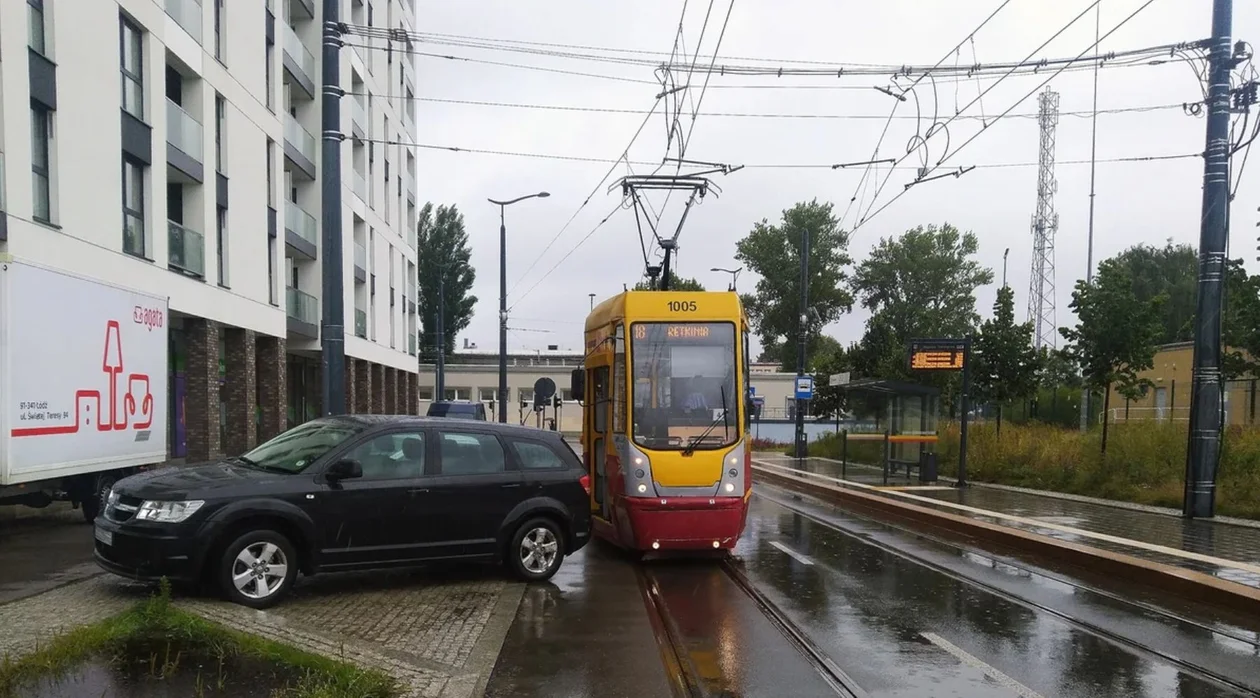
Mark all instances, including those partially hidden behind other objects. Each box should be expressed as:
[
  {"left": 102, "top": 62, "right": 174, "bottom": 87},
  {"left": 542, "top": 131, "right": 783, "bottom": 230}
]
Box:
[{"left": 631, "top": 322, "right": 739, "bottom": 451}]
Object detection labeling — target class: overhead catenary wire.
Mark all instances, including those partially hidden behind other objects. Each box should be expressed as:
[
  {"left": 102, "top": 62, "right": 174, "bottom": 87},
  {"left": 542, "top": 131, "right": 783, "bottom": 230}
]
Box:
[{"left": 851, "top": 0, "right": 1165, "bottom": 236}]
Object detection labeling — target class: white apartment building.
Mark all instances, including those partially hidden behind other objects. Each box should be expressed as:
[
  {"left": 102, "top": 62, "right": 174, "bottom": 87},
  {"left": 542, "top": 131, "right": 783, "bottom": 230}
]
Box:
[{"left": 0, "top": 0, "right": 421, "bottom": 461}]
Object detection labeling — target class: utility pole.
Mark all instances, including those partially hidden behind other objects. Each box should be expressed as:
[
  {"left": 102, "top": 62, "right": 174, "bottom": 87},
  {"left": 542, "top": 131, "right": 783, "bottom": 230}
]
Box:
[
  {"left": 489, "top": 192, "right": 550, "bottom": 423},
  {"left": 435, "top": 274, "right": 445, "bottom": 399},
  {"left": 1183, "top": 0, "right": 1234, "bottom": 519},
  {"left": 794, "top": 226, "right": 810, "bottom": 459},
  {"left": 1002, "top": 249, "right": 1009, "bottom": 287},
  {"left": 319, "top": 0, "right": 346, "bottom": 416},
  {"left": 1027, "top": 88, "right": 1060, "bottom": 351},
  {"left": 1082, "top": 1, "right": 1102, "bottom": 433}
]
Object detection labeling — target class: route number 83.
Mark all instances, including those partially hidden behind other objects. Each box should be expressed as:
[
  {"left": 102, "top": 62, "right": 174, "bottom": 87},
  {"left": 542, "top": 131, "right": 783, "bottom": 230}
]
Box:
[{"left": 667, "top": 301, "right": 697, "bottom": 312}]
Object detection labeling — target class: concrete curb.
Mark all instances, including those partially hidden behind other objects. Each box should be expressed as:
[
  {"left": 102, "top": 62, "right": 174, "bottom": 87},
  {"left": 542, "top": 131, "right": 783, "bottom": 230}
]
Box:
[{"left": 754, "top": 466, "right": 1260, "bottom": 617}]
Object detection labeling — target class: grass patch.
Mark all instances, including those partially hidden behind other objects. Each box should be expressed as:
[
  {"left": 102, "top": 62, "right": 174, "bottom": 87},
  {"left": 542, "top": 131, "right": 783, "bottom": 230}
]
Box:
[
  {"left": 800, "top": 421, "right": 1260, "bottom": 520},
  {"left": 0, "top": 581, "right": 397, "bottom": 698}
]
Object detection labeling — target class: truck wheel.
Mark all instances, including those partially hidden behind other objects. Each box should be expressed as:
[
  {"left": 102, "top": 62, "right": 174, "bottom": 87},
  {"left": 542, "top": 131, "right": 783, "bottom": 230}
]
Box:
[
  {"left": 217, "top": 530, "right": 297, "bottom": 609},
  {"left": 81, "top": 474, "right": 117, "bottom": 524},
  {"left": 507, "top": 518, "right": 566, "bottom": 582}
]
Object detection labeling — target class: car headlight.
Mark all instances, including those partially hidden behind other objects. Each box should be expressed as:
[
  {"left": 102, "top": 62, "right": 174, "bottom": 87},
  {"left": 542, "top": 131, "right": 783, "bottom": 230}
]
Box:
[{"left": 135, "top": 500, "right": 205, "bottom": 523}]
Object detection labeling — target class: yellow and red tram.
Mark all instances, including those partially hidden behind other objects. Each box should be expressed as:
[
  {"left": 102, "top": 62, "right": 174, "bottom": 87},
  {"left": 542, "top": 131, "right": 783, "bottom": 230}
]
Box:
[{"left": 571, "top": 290, "right": 752, "bottom": 552}]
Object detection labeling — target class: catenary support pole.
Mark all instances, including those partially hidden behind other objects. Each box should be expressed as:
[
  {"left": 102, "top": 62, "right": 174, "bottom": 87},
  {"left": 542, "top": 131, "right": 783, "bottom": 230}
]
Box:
[
  {"left": 1183, "top": 0, "right": 1234, "bottom": 519},
  {"left": 794, "top": 224, "right": 810, "bottom": 459},
  {"left": 320, "top": 0, "right": 346, "bottom": 416}
]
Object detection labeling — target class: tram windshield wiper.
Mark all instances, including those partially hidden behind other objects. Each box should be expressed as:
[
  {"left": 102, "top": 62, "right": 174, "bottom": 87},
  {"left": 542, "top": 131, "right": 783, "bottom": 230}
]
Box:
[{"left": 683, "top": 386, "right": 728, "bottom": 456}]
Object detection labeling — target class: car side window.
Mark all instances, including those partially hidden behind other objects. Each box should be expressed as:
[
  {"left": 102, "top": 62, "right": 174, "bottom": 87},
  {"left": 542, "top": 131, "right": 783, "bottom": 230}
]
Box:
[
  {"left": 438, "top": 432, "right": 506, "bottom": 475},
  {"left": 344, "top": 431, "right": 427, "bottom": 480},
  {"left": 511, "top": 440, "right": 566, "bottom": 471}
]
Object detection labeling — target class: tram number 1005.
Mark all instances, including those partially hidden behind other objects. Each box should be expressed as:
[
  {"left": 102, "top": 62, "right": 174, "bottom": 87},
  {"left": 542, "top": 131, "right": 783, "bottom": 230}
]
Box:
[{"left": 667, "top": 300, "right": 698, "bottom": 312}]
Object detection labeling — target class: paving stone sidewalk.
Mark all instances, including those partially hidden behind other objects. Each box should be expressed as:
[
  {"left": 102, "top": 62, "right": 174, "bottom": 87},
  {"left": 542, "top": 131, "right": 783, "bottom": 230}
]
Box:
[
  {"left": 756, "top": 454, "right": 1260, "bottom": 589},
  {"left": 0, "top": 571, "right": 524, "bottom": 698}
]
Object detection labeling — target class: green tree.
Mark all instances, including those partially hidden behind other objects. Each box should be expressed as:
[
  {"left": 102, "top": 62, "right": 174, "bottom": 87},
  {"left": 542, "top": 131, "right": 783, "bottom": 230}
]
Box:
[
  {"left": 1108, "top": 241, "right": 1197, "bottom": 344},
  {"left": 1223, "top": 259, "right": 1260, "bottom": 379},
  {"left": 735, "top": 200, "right": 854, "bottom": 362},
  {"left": 1059, "top": 259, "right": 1165, "bottom": 453},
  {"left": 416, "top": 203, "right": 477, "bottom": 361},
  {"left": 808, "top": 336, "right": 852, "bottom": 419},
  {"left": 632, "top": 271, "right": 705, "bottom": 291},
  {"left": 973, "top": 286, "right": 1039, "bottom": 435},
  {"left": 850, "top": 223, "right": 993, "bottom": 411}
]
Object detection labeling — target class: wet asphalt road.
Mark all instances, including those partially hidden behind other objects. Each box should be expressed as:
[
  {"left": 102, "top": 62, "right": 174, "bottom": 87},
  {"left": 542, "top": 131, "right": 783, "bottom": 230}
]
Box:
[
  {"left": 0, "top": 506, "right": 100, "bottom": 605},
  {"left": 488, "top": 487, "right": 1260, "bottom": 697}
]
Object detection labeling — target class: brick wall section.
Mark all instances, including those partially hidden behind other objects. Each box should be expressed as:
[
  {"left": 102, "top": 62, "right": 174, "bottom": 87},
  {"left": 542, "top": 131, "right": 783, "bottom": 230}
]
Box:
[
  {"left": 388, "top": 368, "right": 400, "bottom": 414},
  {"left": 223, "top": 328, "right": 258, "bottom": 455},
  {"left": 256, "top": 335, "right": 287, "bottom": 441},
  {"left": 345, "top": 358, "right": 358, "bottom": 413},
  {"left": 355, "top": 359, "right": 372, "bottom": 413},
  {"left": 371, "top": 363, "right": 385, "bottom": 413},
  {"left": 402, "top": 372, "right": 413, "bottom": 414},
  {"left": 409, "top": 373, "right": 419, "bottom": 414},
  {"left": 185, "top": 318, "right": 222, "bottom": 462}
]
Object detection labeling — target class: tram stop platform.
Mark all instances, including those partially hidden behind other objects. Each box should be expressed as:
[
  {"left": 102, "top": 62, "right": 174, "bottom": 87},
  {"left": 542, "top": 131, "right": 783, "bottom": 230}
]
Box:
[{"left": 752, "top": 454, "right": 1260, "bottom": 592}]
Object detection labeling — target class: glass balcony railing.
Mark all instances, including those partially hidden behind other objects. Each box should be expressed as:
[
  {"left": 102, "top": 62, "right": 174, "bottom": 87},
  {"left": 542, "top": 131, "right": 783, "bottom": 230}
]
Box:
[
  {"left": 166, "top": 99, "right": 204, "bottom": 163},
  {"left": 165, "top": 0, "right": 203, "bottom": 42},
  {"left": 352, "top": 170, "right": 367, "bottom": 202},
  {"left": 286, "top": 287, "right": 318, "bottom": 324},
  {"left": 281, "top": 21, "right": 316, "bottom": 83},
  {"left": 284, "top": 203, "right": 317, "bottom": 246},
  {"left": 283, "top": 113, "right": 317, "bottom": 163},
  {"left": 168, "top": 220, "right": 205, "bottom": 277},
  {"left": 354, "top": 309, "right": 367, "bottom": 338},
  {"left": 351, "top": 98, "right": 367, "bottom": 133},
  {"left": 353, "top": 242, "right": 367, "bottom": 270},
  {"left": 409, "top": 333, "right": 417, "bottom": 356},
  {"left": 0, "top": 151, "right": 6, "bottom": 212}
]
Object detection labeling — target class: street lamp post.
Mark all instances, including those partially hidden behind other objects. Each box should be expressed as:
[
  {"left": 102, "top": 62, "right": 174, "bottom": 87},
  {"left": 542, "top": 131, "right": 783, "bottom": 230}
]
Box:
[
  {"left": 488, "top": 191, "right": 550, "bottom": 423},
  {"left": 711, "top": 267, "right": 742, "bottom": 292}
]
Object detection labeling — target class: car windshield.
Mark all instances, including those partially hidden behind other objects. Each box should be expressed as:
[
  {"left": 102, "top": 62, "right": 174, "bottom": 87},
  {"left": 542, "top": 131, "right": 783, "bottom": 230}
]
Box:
[
  {"left": 631, "top": 321, "right": 739, "bottom": 451},
  {"left": 239, "top": 421, "right": 362, "bottom": 473},
  {"left": 428, "top": 403, "right": 481, "bottom": 419}
]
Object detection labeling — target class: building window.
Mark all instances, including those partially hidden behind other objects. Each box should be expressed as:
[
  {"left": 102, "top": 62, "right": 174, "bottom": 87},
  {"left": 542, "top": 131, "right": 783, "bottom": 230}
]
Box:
[
  {"left": 519, "top": 389, "right": 534, "bottom": 406},
  {"left": 216, "top": 207, "right": 229, "bottom": 286},
  {"left": 28, "top": 0, "right": 46, "bottom": 56},
  {"left": 417, "top": 387, "right": 434, "bottom": 401},
  {"left": 478, "top": 388, "right": 498, "bottom": 403},
  {"left": 268, "top": 235, "right": 277, "bottom": 305},
  {"left": 444, "top": 388, "right": 470, "bottom": 401},
  {"left": 265, "top": 43, "right": 274, "bottom": 111},
  {"left": 122, "top": 158, "right": 145, "bottom": 258},
  {"left": 214, "top": 94, "right": 226, "bottom": 173},
  {"left": 213, "top": 0, "right": 226, "bottom": 61},
  {"left": 120, "top": 16, "right": 144, "bottom": 120},
  {"left": 266, "top": 139, "right": 275, "bottom": 207},
  {"left": 30, "top": 106, "right": 52, "bottom": 223}
]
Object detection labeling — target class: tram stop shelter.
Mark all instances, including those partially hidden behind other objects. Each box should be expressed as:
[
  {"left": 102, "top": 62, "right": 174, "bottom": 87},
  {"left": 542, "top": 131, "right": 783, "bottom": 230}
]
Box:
[{"left": 837, "top": 379, "right": 941, "bottom": 484}]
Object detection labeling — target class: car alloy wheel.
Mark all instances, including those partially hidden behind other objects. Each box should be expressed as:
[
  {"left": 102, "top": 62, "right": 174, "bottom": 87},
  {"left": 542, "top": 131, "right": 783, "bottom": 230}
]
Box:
[
  {"left": 219, "top": 530, "right": 297, "bottom": 608},
  {"left": 510, "top": 518, "right": 565, "bottom": 582}
]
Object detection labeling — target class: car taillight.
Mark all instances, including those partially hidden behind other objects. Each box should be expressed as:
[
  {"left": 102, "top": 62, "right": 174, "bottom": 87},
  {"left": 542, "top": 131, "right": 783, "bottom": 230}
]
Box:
[{"left": 579, "top": 474, "right": 591, "bottom": 496}]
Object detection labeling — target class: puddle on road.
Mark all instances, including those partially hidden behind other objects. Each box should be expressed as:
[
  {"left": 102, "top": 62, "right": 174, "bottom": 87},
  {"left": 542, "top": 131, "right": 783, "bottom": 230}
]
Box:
[{"left": 15, "top": 642, "right": 305, "bottom": 698}]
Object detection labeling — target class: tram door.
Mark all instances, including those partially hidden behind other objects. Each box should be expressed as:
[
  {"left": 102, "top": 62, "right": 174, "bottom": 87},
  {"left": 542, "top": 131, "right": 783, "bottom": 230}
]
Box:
[{"left": 591, "top": 366, "right": 610, "bottom": 520}]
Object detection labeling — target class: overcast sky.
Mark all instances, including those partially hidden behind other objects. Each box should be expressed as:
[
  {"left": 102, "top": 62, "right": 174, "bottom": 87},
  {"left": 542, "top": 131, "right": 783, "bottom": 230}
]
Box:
[{"left": 411, "top": 0, "right": 1260, "bottom": 356}]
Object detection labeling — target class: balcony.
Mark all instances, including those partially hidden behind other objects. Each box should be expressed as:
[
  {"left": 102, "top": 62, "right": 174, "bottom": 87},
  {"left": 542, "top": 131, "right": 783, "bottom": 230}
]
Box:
[
  {"left": 352, "top": 169, "right": 367, "bottom": 203},
  {"left": 165, "top": 0, "right": 202, "bottom": 43},
  {"left": 166, "top": 99, "right": 204, "bottom": 181},
  {"left": 286, "top": 287, "right": 319, "bottom": 337},
  {"left": 405, "top": 170, "right": 416, "bottom": 206},
  {"left": 353, "top": 242, "right": 367, "bottom": 282},
  {"left": 350, "top": 98, "right": 367, "bottom": 139},
  {"left": 355, "top": 308, "right": 367, "bottom": 338},
  {"left": 284, "top": 203, "right": 318, "bottom": 259},
  {"left": 281, "top": 21, "right": 316, "bottom": 99},
  {"left": 168, "top": 220, "right": 205, "bottom": 278},
  {"left": 409, "top": 333, "right": 417, "bottom": 356},
  {"left": 283, "top": 113, "right": 317, "bottom": 178}
]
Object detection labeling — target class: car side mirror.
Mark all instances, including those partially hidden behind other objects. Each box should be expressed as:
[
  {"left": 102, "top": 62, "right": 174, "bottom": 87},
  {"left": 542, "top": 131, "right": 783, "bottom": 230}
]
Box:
[
  {"left": 571, "top": 369, "right": 585, "bottom": 405},
  {"left": 326, "top": 459, "right": 363, "bottom": 481}
]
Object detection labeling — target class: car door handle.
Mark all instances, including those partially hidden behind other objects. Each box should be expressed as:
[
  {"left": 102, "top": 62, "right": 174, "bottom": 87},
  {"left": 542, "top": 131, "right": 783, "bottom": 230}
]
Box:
[
  {"left": 500, "top": 483, "right": 522, "bottom": 489},
  {"left": 408, "top": 488, "right": 430, "bottom": 494}
]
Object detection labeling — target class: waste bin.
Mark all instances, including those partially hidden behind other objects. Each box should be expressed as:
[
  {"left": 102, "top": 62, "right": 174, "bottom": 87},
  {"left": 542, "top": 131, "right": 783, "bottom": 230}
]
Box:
[{"left": 919, "top": 451, "right": 938, "bottom": 483}]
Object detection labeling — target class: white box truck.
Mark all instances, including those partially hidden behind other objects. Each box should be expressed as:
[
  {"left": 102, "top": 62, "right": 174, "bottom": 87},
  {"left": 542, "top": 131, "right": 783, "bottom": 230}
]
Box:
[{"left": 0, "top": 258, "right": 168, "bottom": 522}]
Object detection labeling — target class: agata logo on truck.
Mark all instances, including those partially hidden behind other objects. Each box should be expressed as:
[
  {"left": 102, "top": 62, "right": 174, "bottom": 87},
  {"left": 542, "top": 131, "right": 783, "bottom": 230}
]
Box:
[
  {"left": 11, "top": 320, "right": 155, "bottom": 438},
  {"left": 133, "top": 305, "right": 164, "bottom": 331}
]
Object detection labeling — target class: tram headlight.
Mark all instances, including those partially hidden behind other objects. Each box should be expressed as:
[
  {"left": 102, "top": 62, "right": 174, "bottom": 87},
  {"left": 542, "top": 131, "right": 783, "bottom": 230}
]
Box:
[
  {"left": 637, "top": 483, "right": 648, "bottom": 493},
  {"left": 724, "top": 482, "right": 736, "bottom": 493},
  {"left": 634, "top": 456, "right": 644, "bottom": 465}
]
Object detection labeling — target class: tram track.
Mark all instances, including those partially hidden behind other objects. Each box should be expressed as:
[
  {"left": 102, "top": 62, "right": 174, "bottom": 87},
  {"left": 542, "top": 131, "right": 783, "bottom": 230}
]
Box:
[
  {"left": 636, "top": 556, "right": 865, "bottom": 698},
  {"left": 756, "top": 486, "right": 1260, "bottom": 697}
]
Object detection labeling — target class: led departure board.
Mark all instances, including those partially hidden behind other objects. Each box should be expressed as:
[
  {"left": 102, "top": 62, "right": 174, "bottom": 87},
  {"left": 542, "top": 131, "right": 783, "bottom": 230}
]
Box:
[
  {"left": 908, "top": 339, "right": 968, "bottom": 370},
  {"left": 633, "top": 323, "right": 717, "bottom": 341}
]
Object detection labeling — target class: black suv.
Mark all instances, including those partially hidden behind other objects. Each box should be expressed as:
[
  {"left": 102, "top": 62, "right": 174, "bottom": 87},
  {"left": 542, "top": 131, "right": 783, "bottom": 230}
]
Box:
[{"left": 93, "top": 416, "right": 591, "bottom": 608}]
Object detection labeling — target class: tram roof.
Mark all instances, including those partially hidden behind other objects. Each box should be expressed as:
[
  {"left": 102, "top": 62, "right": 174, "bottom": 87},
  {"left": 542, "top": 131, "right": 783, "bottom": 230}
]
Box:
[{"left": 585, "top": 290, "right": 746, "bottom": 332}]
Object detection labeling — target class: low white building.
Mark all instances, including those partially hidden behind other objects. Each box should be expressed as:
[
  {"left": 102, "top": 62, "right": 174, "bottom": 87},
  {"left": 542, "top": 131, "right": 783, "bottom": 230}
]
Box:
[{"left": 0, "top": 0, "right": 421, "bottom": 460}]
